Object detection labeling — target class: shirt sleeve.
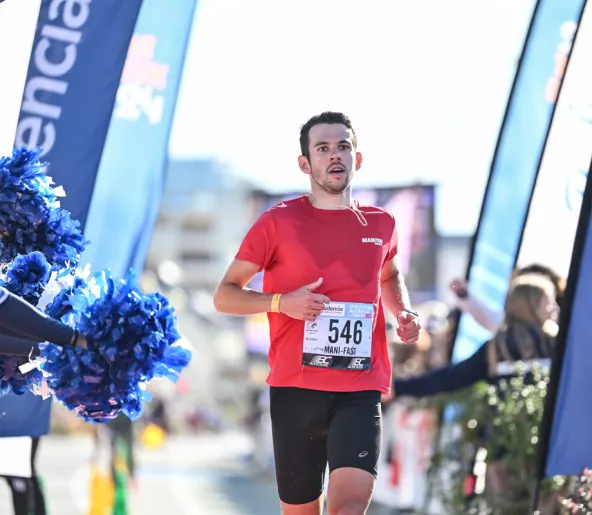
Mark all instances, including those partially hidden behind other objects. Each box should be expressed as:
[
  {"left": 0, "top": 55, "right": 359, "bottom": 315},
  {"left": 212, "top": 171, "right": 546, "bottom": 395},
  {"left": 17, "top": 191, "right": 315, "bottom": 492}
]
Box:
[
  {"left": 385, "top": 212, "right": 398, "bottom": 261},
  {"left": 0, "top": 291, "right": 75, "bottom": 346},
  {"left": 0, "top": 334, "right": 38, "bottom": 357},
  {"left": 235, "top": 210, "right": 278, "bottom": 272}
]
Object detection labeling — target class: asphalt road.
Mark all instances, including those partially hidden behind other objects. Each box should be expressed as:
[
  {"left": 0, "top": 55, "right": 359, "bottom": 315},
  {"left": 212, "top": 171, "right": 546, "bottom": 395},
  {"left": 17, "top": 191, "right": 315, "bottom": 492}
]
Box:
[
  {"left": 0, "top": 431, "right": 395, "bottom": 515},
  {"left": 0, "top": 431, "right": 280, "bottom": 515}
]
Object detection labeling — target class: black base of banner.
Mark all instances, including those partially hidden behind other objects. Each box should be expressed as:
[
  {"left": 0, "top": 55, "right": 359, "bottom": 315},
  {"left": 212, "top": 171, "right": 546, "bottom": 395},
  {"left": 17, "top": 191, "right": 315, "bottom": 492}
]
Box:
[{"left": 531, "top": 478, "right": 542, "bottom": 514}]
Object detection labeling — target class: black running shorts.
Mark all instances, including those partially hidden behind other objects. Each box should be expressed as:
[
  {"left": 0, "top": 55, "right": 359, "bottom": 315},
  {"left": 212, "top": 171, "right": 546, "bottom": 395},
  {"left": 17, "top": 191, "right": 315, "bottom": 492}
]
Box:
[{"left": 269, "top": 386, "right": 382, "bottom": 505}]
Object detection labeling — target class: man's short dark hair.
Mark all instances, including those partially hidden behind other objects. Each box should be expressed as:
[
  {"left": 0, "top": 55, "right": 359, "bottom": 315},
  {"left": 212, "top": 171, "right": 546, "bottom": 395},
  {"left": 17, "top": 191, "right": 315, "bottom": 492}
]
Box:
[{"left": 299, "top": 112, "right": 357, "bottom": 160}]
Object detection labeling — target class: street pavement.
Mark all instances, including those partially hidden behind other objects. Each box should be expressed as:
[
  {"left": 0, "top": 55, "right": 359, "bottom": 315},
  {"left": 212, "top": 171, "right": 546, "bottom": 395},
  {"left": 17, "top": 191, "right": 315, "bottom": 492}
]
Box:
[
  {"left": 0, "top": 431, "right": 392, "bottom": 514},
  {"left": 0, "top": 431, "right": 280, "bottom": 515}
]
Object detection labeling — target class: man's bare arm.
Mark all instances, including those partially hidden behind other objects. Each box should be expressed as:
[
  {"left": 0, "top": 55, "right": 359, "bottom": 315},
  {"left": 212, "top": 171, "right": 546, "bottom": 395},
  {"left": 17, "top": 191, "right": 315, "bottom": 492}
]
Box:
[
  {"left": 380, "top": 256, "right": 412, "bottom": 316},
  {"left": 381, "top": 257, "right": 420, "bottom": 344},
  {"left": 213, "top": 260, "right": 331, "bottom": 321},
  {"left": 213, "top": 259, "right": 274, "bottom": 316}
]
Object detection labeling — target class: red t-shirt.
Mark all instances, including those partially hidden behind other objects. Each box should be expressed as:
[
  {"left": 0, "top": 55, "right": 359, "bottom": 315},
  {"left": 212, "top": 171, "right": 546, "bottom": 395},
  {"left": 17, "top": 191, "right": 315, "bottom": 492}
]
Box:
[{"left": 236, "top": 195, "right": 398, "bottom": 394}]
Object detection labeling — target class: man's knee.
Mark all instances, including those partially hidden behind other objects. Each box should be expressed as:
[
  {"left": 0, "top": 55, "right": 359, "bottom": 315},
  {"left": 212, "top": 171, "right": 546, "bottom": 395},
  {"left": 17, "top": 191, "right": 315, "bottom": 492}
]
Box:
[
  {"left": 327, "top": 467, "right": 374, "bottom": 515},
  {"left": 328, "top": 501, "right": 369, "bottom": 515}
]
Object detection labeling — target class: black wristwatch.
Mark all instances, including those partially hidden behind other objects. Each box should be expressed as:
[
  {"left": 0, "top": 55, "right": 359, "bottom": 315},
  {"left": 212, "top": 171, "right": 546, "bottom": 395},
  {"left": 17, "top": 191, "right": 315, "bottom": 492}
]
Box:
[
  {"left": 400, "top": 309, "right": 419, "bottom": 318},
  {"left": 69, "top": 328, "right": 79, "bottom": 347}
]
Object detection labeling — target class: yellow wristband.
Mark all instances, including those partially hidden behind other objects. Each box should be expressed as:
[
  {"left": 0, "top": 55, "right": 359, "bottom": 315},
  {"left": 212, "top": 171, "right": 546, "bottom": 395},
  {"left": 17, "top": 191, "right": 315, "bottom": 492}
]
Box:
[{"left": 270, "top": 293, "right": 282, "bottom": 313}]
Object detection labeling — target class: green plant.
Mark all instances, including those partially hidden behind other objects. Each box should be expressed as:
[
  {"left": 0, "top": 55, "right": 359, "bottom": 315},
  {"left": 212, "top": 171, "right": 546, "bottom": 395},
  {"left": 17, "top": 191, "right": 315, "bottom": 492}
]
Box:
[{"left": 422, "top": 363, "right": 567, "bottom": 514}]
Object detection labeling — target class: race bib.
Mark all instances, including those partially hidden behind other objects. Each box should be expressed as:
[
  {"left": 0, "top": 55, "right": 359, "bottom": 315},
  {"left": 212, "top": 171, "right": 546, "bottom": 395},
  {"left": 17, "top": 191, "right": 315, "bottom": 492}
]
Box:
[{"left": 303, "top": 302, "right": 374, "bottom": 370}]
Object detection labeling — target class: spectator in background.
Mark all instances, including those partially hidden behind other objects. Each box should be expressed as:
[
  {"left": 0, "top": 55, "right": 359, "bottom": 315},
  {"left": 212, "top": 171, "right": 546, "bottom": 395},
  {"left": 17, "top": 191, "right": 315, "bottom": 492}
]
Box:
[
  {"left": 0, "top": 286, "right": 89, "bottom": 515},
  {"left": 393, "top": 273, "right": 557, "bottom": 403},
  {"left": 2, "top": 439, "right": 46, "bottom": 515},
  {"left": 449, "top": 263, "right": 565, "bottom": 334},
  {"left": 149, "top": 397, "right": 170, "bottom": 435},
  {"left": 393, "top": 273, "right": 560, "bottom": 513},
  {"left": 106, "top": 414, "right": 136, "bottom": 489}
]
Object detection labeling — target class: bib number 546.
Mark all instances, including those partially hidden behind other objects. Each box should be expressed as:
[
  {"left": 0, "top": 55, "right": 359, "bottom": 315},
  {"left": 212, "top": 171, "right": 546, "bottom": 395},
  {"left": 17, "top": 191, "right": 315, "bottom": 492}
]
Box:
[{"left": 328, "top": 319, "right": 363, "bottom": 345}]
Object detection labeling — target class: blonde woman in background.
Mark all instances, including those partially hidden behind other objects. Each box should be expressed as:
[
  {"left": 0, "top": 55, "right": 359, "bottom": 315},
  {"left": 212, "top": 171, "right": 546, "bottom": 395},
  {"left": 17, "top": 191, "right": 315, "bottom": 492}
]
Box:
[
  {"left": 449, "top": 263, "right": 564, "bottom": 334},
  {"left": 392, "top": 274, "right": 557, "bottom": 399}
]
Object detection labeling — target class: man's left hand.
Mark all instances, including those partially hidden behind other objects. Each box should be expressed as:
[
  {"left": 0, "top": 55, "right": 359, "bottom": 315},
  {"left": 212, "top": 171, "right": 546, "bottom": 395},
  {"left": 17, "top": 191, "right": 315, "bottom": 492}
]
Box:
[{"left": 396, "top": 311, "right": 420, "bottom": 344}]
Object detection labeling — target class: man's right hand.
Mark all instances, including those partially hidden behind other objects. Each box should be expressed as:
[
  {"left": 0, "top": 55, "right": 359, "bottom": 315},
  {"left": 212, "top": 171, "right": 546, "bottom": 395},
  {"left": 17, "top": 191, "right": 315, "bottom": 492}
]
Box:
[{"left": 278, "top": 278, "right": 331, "bottom": 321}]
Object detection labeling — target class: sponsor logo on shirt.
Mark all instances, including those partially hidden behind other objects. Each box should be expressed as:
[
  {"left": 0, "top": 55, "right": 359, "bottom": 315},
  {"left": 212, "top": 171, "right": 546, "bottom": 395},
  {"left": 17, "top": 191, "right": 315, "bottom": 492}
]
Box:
[
  {"left": 362, "top": 237, "right": 383, "bottom": 246},
  {"left": 347, "top": 358, "right": 367, "bottom": 370},
  {"left": 347, "top": 304, "right": 374, "bottom": 318},
  {"left": 320, "top": 304, "right": 345, "bottom": 317},
  {"left": 309, "top": 355, "right": 332, "bottom": 367}
]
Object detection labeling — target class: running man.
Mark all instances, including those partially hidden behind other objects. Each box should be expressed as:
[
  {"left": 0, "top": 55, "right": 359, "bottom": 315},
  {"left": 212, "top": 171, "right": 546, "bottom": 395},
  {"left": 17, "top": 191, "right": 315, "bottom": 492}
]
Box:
[{"left": 214, "top": 112, "right": 420, "bottom": 515}]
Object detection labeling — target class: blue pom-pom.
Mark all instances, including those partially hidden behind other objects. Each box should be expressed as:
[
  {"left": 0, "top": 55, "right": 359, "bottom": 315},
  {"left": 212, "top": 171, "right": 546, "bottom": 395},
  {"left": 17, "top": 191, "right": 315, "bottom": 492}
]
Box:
[
  {"left": 45, "top": 275, "right": 88, "bottom": 321},
  {"left": 0, "top": 251, "right": 53, "bottom": 396},
  {"left": 40, "top": 268, "right": 191, "bottom": 423},
  {"left": 1, "top": 251, "right": 51, "bottom": 305},
  {"left": 0, "top": 147, "right": 88, "bottom": 397},
  {"left": 0, "top": 351, "right": 45, "bottom": 397},
  {"left": 0, "top": 149, "right": 189, "bottom": 416},
  {"left": 0, "top": 147, "right": 89, "bottom": 268},
  {"left": 0, "top": 354, "right": 44, "bottom": 396},
  {"left": 38, "top": 343, "right": 121, "bottom": 422}
]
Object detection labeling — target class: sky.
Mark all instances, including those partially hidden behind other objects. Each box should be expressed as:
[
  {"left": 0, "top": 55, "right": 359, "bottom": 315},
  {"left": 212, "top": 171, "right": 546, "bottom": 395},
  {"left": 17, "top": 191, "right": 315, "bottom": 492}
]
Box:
[
  {"left": 0, "top": 0, "right": 534, "bottom": 234},
  {"left": 0, "top": 0, "right": 41, "bottom": 156},
  {"left": 169, "top": 0, "right": 534, "bottom": 188},
  {"left": 167, "top": 0, "right": 535, "bottom": 233}
]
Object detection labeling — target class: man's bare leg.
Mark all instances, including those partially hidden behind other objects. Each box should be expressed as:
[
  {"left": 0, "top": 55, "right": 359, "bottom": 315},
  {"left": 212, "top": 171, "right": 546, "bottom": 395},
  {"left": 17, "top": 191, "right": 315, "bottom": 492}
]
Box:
[{"left": 326, "top": 467, "right": 375, "bottom": 515}]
